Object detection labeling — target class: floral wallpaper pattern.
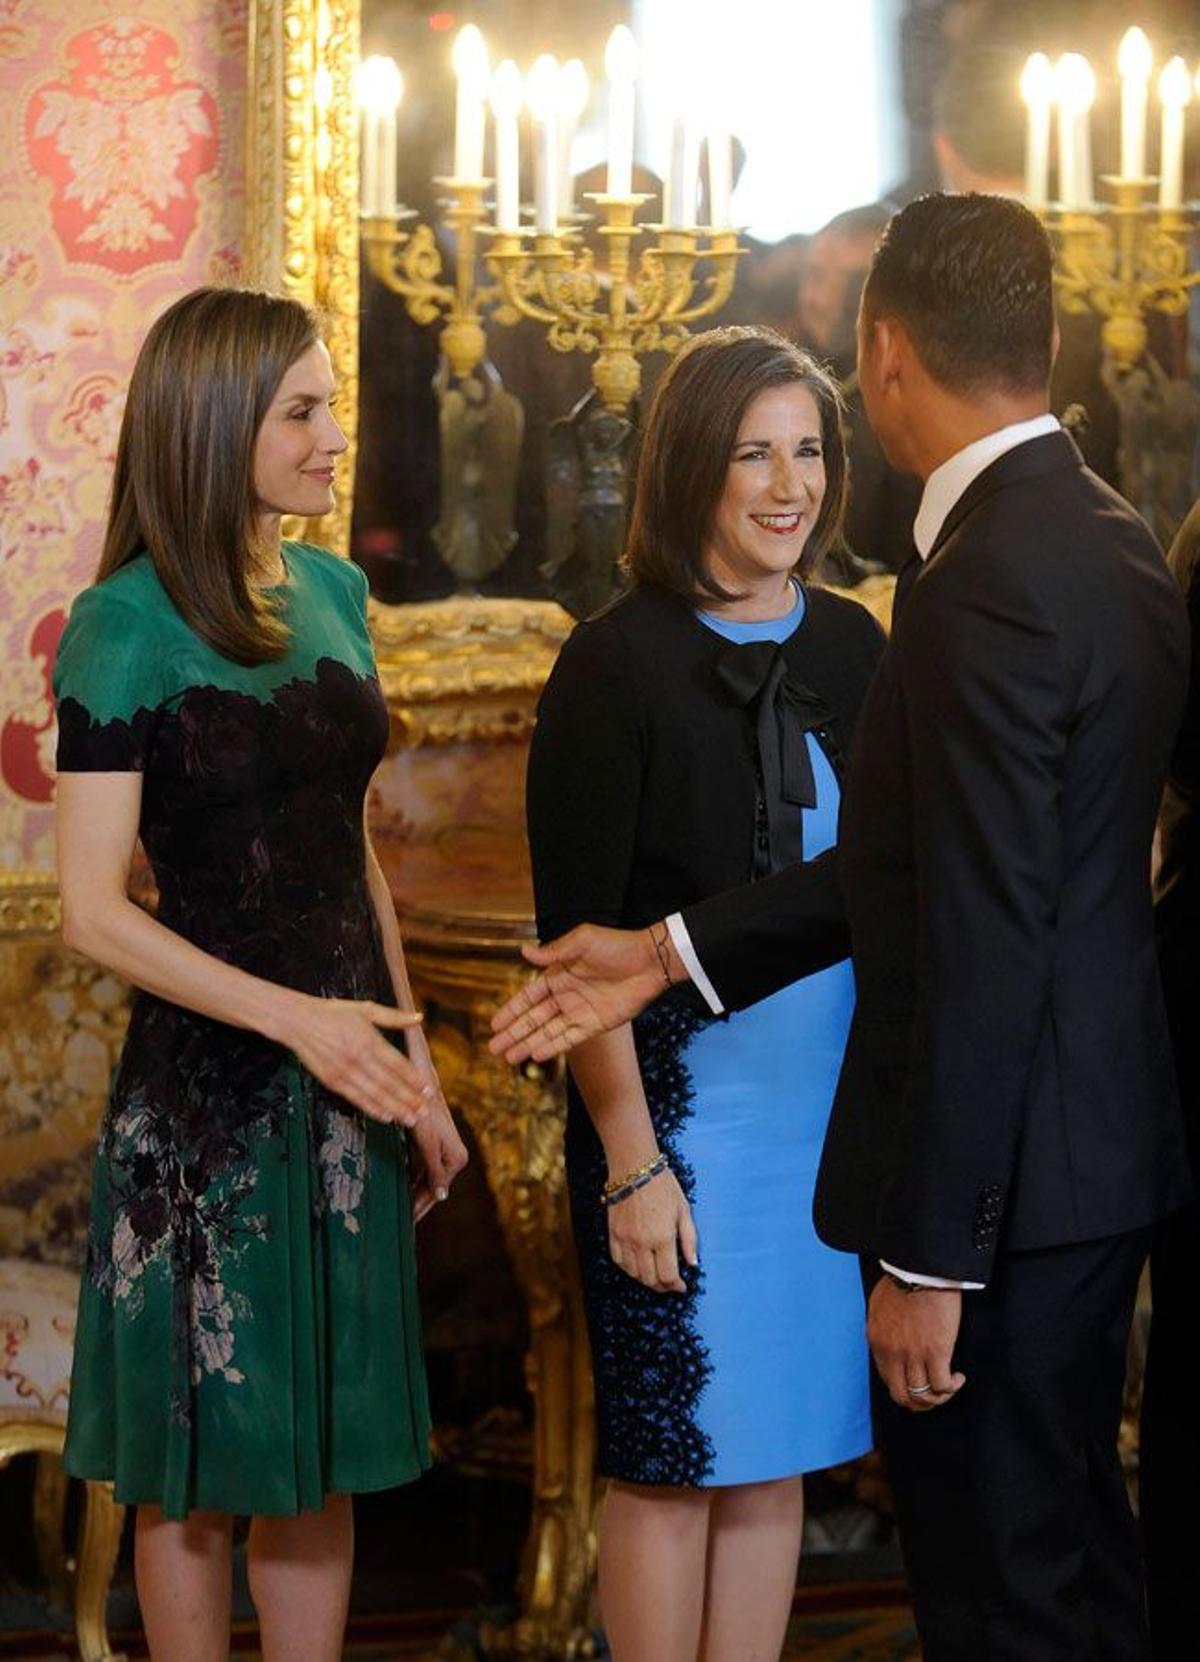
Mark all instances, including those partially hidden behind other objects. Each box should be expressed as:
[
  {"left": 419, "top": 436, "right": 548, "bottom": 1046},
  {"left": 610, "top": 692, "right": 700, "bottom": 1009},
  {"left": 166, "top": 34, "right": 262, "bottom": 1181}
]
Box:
[{"left": 0, "top": 0, "right": 247, "bottom": 872}]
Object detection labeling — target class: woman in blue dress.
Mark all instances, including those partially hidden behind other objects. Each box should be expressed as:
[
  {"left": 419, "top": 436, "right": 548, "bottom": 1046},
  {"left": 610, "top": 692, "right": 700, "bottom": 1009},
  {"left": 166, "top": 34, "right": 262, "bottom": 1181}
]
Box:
[{"left": 525, "top": 327, "right": 884, "bottom": 1662}]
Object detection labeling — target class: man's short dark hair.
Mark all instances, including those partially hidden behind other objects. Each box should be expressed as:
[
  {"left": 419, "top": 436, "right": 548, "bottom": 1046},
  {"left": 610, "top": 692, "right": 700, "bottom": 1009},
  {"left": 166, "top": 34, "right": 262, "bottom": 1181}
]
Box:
[{"left": 862, "top": 193, "right": 1054, "bottom": 396}]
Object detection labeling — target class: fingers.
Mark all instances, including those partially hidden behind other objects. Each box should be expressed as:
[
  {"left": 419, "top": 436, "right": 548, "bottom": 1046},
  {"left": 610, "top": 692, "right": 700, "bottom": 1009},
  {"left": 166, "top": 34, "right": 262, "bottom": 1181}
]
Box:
[
  {"left": 677, "top": 1205, "right": 699, "bottom": 1271},
  {"left": 367, "top": 1004, "right": 424, "bottom": 1030}
]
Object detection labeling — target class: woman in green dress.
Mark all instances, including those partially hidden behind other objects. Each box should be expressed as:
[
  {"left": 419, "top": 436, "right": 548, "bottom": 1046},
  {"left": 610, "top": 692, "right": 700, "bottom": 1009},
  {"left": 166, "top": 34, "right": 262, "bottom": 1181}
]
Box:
[{"left": 52, "top": 287, "right": 467, "bottom": 1662}]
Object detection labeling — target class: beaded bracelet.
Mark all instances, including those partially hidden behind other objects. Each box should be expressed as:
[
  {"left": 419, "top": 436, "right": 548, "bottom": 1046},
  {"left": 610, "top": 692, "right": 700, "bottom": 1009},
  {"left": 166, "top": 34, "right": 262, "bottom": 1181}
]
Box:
[{"left": 601, "top": 1151, "right": 669, "bottom": 1208}]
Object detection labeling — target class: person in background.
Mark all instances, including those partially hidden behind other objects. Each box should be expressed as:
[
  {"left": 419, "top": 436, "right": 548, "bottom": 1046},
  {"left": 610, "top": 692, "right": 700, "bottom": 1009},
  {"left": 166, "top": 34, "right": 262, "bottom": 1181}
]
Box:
[
  {"left": 527, "top": 326, "right": 883, "bottom": 1662},
  {"left": 53, "top": 287, "right": 467, "bottom": 1662},
  {"left": 792, "top": 205, "right": 921, "bottom": 579},
  {"left": 1140, "top": 495, "right": 1200, "bottom": 1660}
]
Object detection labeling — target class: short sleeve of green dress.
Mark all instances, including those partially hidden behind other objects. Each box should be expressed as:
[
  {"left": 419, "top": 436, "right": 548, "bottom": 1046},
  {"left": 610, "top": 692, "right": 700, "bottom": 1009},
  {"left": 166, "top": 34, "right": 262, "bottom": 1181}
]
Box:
[{"left": 54, "top": 544, "right": 430, "bottom": 1519}]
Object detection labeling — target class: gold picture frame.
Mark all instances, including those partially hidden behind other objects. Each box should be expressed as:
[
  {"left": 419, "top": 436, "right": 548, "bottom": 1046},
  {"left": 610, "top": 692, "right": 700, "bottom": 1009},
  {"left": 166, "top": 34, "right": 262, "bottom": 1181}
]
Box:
[{"left": 242, "top": 0, "right": 572, "bottom": 746}]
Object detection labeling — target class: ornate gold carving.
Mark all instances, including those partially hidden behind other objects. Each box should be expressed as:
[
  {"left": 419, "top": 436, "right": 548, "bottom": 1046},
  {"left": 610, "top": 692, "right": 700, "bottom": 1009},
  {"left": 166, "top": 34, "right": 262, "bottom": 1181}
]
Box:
[
  {"left": 1046, "top": 184, "right": 1199, "bottom": 371},
  {"left": 0, "top": 1429, "right": 127, "bottom": 1661},
  {"left": 412, "top": 956, "right": 598, "bottom": 1659},
  {"left": 244, "top": 0, "right": 359, "bottom": 555},
  {"left": 372, "top": 597, "right": 573, "bottom": 746},
  {"left": 0, "top": 872, "right": 60, "bottom": 939}
]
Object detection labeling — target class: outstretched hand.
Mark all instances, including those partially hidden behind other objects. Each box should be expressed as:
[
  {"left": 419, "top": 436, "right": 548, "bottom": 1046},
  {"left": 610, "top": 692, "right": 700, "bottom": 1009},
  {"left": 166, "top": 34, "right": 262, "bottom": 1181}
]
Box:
[{"left": 489, "top": 923, "right": 674, "bottom": 1064}]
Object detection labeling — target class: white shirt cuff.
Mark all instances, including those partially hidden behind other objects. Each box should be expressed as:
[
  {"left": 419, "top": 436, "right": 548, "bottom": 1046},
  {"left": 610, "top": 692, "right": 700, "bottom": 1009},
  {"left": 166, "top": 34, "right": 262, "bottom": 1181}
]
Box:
[
  {"left": 664, "top": 913, "right": 725, "bottom": 1015},
  {"left": 881, "top": 1260, "right": 985, "bottom": 1291}
]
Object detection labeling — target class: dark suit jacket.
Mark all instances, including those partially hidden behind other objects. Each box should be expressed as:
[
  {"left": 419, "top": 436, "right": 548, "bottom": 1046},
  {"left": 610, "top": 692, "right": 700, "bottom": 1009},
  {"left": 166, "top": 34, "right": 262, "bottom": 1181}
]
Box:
[
  {"left": 686, "top": 432, "right": 1191, "bottom": 1280},
  {"left": 1157, "top": 500, "right": 1200, "bottom": 1162}
]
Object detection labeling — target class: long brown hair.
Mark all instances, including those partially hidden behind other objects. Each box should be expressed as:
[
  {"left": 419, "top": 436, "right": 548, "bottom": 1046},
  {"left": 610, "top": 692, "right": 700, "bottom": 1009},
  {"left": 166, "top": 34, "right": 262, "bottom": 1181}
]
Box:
[
  {"left": 98, "top": 287, "right": 321, "bottom": 664},
  {"left": 624, "top": 325, "right": 848, "bottom": 603}
]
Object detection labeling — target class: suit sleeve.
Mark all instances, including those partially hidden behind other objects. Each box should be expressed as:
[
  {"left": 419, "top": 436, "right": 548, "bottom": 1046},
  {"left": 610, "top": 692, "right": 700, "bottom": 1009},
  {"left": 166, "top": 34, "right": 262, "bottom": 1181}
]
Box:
[
  {"left": 527, "top": 621, "right": 645, "bottom": 941},
  {"left": 676, "top": 854, "right": 849, "bottom": 1012},
  {"left": 876, "top": 558, "right": 1068, "bottom": 1281}
]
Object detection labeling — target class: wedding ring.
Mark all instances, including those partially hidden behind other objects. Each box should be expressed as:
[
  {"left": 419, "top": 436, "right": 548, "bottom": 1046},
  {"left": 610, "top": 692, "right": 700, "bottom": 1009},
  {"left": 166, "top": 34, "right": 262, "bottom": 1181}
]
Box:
[{"left": 907, "top": 1383, "right": 933, "bottom": 1397}]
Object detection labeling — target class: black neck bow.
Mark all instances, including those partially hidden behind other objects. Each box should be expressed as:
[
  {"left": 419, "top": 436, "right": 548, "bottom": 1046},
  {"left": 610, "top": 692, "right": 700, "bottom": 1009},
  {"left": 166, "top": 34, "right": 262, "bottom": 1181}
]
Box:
[{"left": 713, "top": 639, "right": 839, "bottom": 873}]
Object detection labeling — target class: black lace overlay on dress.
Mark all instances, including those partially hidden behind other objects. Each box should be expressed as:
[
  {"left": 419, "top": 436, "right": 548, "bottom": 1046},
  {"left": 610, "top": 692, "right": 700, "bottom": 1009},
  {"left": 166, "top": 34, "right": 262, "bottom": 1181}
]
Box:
[
  {"left": 70, "top": 661, "right": 394, "bottom": 1427},
  {"left": 566, "top": 995, "right": 718, "bottom": 1486}
]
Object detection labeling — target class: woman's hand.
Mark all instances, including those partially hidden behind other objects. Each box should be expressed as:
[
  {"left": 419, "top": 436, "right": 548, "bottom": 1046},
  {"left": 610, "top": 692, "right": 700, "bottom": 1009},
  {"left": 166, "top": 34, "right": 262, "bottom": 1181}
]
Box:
[
  {"left": 607, "top": 1167, "right": 698, "bottom": 1294},
  {"left": 285, "top": 996, "right": 430, "bottom": 1126},
  {"left": 409, "top": 1078, "right": 470, "bottom": 1222}
]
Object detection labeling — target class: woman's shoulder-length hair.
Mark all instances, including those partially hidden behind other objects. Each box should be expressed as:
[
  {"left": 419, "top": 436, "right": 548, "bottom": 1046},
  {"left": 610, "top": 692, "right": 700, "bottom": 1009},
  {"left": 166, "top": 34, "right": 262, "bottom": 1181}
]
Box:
[
  {"left": 97, "top": 286, "right": 321, "bottom": 666},
  {"left": 623, "top": 324, "right": 848, "bottom": 604}
]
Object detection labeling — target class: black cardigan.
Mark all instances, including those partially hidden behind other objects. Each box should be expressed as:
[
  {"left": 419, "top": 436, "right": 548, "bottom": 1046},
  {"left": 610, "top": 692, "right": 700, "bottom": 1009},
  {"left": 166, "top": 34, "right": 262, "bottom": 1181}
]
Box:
[{"left": 527, "top": 582, "right": 885, "bottom": 1003}]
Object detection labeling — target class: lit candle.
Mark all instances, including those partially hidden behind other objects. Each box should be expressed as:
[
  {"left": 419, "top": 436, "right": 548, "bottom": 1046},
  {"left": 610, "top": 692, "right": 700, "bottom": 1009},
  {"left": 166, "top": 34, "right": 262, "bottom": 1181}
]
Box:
[
  {"left": 357, "top": 54, "right": 404, "bottom": 216},
  {"left": 1054, "top": 53, "right": 1096, "bottom": 208},
  {"left": 490, "top": 60, "right": 522, "bottom": 233},
  {"left": 453, "top": 24, "right": 489, "bottom": 181},
  {"left": 1020, "top": 53, "right": 1053, "bottom": 209},
  {"left": 557, "top": 58, "right": 589, "bottom": 221},
  {"left": 707, "top": 119, "right": 732, "bottom": 227},
  {"left": 527, "top": 54, "right": 559, "bottom": 234},
  {"left": 605, "top": 25, "right": 639, "bottom": 197},
  {"left": 662, "top": 114, "right": 700, "bottom": 229},
  {"left": 1158, "top": 56, "right": 1191, "bottom": 209},
  {"left": 1118, "top": 27, "right": 1153, "bottom": 180}
]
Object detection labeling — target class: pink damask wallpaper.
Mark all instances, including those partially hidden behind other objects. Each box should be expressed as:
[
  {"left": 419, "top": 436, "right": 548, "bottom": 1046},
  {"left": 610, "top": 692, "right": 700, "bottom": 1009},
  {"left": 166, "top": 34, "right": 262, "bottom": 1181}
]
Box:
[{"left": 0, "top": 0, "right": 247, "bottom": 874}]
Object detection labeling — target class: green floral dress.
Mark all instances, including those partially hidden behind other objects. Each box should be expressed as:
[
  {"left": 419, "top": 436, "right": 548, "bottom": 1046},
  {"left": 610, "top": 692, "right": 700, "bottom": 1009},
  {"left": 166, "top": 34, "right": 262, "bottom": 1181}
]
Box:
[{"left": 53, "top": 543, "right": 430, "bottom": 1519}]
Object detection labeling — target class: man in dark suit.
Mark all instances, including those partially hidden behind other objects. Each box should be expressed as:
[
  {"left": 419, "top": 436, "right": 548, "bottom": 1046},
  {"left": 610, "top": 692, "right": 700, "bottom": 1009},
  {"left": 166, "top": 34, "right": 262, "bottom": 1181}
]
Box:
[{"left": 491, "top": 194, "right": 1190, "bottom": 1659}]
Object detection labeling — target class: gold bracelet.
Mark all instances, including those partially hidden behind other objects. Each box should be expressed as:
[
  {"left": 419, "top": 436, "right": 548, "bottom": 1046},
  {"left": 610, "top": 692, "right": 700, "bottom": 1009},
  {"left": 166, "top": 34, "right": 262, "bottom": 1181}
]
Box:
[{"left": 601, "top": 1151, "right": 669, "bottom": 1206}]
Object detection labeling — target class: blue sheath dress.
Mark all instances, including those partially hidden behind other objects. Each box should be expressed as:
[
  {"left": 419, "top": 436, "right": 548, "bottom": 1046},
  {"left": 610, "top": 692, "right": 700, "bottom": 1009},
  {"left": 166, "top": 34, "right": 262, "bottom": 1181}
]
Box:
[
  {"left": 680, "top": 589, "right": 870, "bottom": 1483},
  {"left": 563, "top": 584, "right": 871, "bottom": 1488}
]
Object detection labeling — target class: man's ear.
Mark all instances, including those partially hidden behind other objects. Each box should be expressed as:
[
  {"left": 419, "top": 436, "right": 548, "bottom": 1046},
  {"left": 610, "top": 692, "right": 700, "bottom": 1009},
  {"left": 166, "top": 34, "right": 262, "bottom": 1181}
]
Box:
[
  {"left": 872, "top": 316, "right": 906, "bottom": 392},
  {"left": 1050, "top": 319, "right": 1061, "bottom": 373}
]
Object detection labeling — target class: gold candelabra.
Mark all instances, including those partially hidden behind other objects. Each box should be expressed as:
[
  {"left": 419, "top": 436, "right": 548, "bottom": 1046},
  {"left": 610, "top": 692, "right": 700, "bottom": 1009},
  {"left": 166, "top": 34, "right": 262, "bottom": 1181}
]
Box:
[
  {"left": 487, "top": 194, "right": 744, "bottom": 412},
  {"left": 1043, "top": 177, "right": 1198, "bottom": 369},
  {"left": 360, "top": 179, "right": 514, "bottom": 380}
]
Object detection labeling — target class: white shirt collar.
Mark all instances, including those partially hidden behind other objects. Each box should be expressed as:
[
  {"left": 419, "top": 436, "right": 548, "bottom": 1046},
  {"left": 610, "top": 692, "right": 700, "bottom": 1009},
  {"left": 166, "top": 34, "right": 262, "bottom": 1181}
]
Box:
[{"left": 913, "top": 413, "right": 1061, "bottom": 559}]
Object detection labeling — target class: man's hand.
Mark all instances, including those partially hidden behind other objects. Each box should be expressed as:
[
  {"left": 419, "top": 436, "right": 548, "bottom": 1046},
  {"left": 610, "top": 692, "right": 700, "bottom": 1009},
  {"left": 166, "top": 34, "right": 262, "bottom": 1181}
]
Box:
[
  {"left": 489, "top": 923, "right": 676, "bottom": 1063},
  {"left": 868, "top": 1278, "right": 965, "bottom": 1412}
]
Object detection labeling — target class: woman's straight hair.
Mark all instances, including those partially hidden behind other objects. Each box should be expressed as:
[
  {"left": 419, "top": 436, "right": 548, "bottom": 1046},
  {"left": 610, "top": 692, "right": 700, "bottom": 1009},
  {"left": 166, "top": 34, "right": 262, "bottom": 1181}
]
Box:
[
  {"left": 624, "top": 324, "right": 848, "bottom": 603},
  {"left": 98, "top": 286, "right": 320, "bottom": 665}
]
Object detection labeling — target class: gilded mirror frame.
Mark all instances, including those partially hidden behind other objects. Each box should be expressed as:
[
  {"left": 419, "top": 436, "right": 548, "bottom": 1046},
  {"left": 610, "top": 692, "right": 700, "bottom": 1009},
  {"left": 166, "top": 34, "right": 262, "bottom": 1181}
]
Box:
[{"left": 243, "top": 0, "right": 571, "bottom": 746}]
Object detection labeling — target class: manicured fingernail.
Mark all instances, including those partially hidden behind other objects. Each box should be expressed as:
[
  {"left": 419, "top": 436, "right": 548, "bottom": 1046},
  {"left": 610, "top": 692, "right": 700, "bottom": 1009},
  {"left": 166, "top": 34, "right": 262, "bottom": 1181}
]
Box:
[{"left": 435, "top": 1187, "right": 449, "bottom": 1202}]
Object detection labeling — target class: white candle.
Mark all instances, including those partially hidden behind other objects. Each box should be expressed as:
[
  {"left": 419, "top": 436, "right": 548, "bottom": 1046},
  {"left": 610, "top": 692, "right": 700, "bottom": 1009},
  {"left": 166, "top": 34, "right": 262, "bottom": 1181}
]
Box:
[
  {"left": 1118, "top": 27, "right": 1153, "bottom": 180},
  {"left": 357, "top": 54, "right": 403, "bottom": 215},
  {"left": 453, "top": 24, "right": 489, "bottom": 180},
  {"left": 1158, "top": 56, "right": 1191, "bottom": 209},
  {"left": 557, "top": 58, "right": 589, "bottom": 220},
  {"left": 662, "top": 116, "right": 700, "bottom": 228},
  {"left": 605, "top": 25, "right": 639, "bottom": 196},
  {"left": 707, "top": 120, "right": 732, "bottom": 227},
  {"left": 1020, "top": 53, "right": 1052, "bottom": 209},
  {"left": 1054, "top": 54, "right": 1095, "bottom": 208},
  {"left": 490, "top": 60, "right": 522, "bottom": 233},
  {"left": 527, "top": 54, "right": 559, "bottom": 234}
]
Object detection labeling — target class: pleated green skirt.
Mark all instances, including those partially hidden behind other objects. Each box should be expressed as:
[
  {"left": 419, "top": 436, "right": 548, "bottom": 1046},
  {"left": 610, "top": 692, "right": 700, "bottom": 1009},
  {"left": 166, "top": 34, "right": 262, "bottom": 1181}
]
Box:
[{"left": 63, "top": 1060, "right": 431, "bottom": 1520}]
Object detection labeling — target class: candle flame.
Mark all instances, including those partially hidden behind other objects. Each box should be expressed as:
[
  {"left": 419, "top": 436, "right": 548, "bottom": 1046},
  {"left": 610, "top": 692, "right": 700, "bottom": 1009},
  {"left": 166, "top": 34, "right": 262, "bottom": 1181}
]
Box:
[
  {"left": 1020, "top": 52, "right": 1053, "bottom": 108},
  {"left": 526, "top": 54, "right": 560, "bottom": 121},
  {"left": 453, "top": 23, "right": 489, "bottom": 89},
  {"left": 356, "top": 54, "right": 403, "bottom": 116},
  {"left": 1118, "top": 27, "right": 1153, "bottom": 80},
  {"left": 1159, "top": 56, "right": 1191, "bottom": 107},
  {"left": 1054, "top": 53, "right": 1096, "bottom": 114},
  {"left": 558, "top": 58, "right": 590, "bottom": 119},
  {"left": 605, "top": 25, "right": 639, "bottom": 85},
  {"left": 490, "top": 58, "right": 522, "bottom": 120}
]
